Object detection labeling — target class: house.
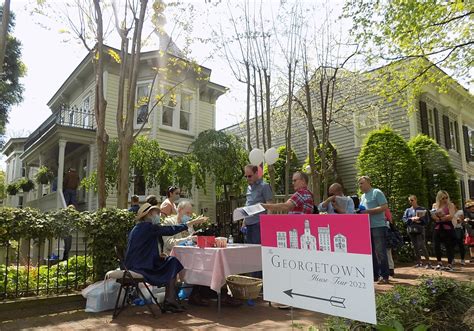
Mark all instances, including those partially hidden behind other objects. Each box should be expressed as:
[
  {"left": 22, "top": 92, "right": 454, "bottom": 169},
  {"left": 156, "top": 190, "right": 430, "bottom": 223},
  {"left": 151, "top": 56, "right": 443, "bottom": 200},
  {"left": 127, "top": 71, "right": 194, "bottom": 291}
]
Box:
[
  {"left": 225, "top": 65, "right": 474, "bottom": 203},
  {"left": 2, "top": 41, "right": 227, "bottom": 220}
]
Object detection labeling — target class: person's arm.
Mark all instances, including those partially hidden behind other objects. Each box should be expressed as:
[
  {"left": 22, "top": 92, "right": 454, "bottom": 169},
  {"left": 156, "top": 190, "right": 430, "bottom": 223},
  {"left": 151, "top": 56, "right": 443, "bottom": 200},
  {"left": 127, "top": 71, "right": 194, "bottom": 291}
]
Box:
[
  {"left": 163, "top": 233, "right": 192, "bottom": 252},
  {"left": 262, "top": 200, "right": 294, "bottom": 213},
  {"left": 402, "top": 208, "right": 411, "bottom": 224},
  {"left": 345, "top": 198, "right": 355, "bottom": 214},
  {"left": 262, "top": 184, "right": 274, "bottom": 214},
  {"left": 360, "top": 203, "right": 388, "bottom": 215},
  {"left": 152, "top": 223, "right": 188, "bottom": 236},
  {"left": 160, "top": 202, "right": 172, "bottom": 217}
]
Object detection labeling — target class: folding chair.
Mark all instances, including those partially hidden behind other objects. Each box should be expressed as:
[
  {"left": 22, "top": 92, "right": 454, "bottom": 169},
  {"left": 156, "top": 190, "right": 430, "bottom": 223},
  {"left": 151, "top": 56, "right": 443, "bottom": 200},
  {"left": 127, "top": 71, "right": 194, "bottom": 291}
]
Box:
[{"left": 107, "top": 246, "right": 164, "bottom": 319}]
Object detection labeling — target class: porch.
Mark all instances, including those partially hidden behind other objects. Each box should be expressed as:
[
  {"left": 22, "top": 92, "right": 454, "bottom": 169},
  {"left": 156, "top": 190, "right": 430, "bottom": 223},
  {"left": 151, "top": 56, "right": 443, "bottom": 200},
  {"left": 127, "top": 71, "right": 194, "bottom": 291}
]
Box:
[{"left": 20, "top": 106, "right": 97, "bottom": 212}]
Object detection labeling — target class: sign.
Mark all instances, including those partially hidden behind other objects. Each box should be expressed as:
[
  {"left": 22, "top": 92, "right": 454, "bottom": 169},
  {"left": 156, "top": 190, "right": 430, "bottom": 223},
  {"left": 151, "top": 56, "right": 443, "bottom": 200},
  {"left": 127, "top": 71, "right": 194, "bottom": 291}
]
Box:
[{"left": 261, "top": 214, "right": 376, "bottom": 324}]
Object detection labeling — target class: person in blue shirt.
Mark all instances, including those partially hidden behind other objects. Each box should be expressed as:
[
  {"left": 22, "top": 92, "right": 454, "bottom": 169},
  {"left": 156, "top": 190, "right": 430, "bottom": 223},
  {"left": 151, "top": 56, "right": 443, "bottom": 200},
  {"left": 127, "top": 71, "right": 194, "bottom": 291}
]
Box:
[
  {"left": 402, "top": 195, "right": 431, "bottom": 268},
  {"left": 358, "top": 176, "right": 390, "bottom": 284},
  {"left": 128, "top": 195, "right": 140, "bottom": 214},
  {"left": 243, "top": 164, "right": 273, "bottom": 244},
  {"left": 318, "top": 183, "right": 355, "bottom": 214}
]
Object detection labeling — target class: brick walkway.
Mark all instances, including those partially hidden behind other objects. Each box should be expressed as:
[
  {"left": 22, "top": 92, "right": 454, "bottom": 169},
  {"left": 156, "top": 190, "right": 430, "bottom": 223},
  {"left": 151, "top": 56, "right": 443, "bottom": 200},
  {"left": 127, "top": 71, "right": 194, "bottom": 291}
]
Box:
[{"left": 1, "top": 261, "right": 472, "bottom": 330}]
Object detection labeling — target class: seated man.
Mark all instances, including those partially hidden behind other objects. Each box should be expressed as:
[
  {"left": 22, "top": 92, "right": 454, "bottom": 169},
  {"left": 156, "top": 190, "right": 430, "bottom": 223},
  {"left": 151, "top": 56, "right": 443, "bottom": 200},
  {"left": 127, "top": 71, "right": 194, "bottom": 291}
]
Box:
[
  {"left": 318, "top": 183, "right": 355, "bottom": 214},
  {"left": 162, "top": 200, "right": 209, "bottom": 255},
  {"left": 125, "top": 203, "right": 205, "bottom": 313}
]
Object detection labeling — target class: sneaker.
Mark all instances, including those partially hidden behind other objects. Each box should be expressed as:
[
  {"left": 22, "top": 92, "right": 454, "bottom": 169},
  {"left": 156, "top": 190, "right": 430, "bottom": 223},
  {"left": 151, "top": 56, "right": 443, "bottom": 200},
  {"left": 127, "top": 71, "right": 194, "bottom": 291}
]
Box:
[
  {"left": 425, "top": 264, "right": 433, "bottom": 269},
  {"left": 389, "top": 269, "right": 395, "bottom": 277},
  {"left": 377, "top": 278, "right": 390, "bottom": 285},
  {"left": 414, "top": 263, "right": 423, "bottom": 268},
  {"left": 444, "top": 264, "right": 454, "bottom": 272},
  {"left": 460, "top": 260, "right": 465, "bottom": 266},
  {"left": 435, "top": 264, "right": 443, "bottom": 270}
]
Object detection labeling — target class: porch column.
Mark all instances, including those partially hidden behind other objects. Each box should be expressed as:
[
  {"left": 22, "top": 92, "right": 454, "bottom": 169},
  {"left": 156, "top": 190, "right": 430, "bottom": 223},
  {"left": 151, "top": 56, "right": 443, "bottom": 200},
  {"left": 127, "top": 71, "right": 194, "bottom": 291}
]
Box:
[
  {"left": 57, "top": 140, "right": 67, "bottom": 208},
  {"left": 87, "top": 143, "right": 95, "bottom": 210},
  {"left": 24, "top": 165, "right": 30, "bottom": 204},
  {"left": 38, "top": 154, "right": 44, "bottom": 198}
]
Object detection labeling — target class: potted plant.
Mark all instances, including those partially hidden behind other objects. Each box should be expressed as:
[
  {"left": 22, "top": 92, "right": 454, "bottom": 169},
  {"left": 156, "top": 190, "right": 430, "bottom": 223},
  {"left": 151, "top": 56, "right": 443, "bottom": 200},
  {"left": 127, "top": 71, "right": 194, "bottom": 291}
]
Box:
[
  {"left": 35, "top": 166, "right": 54, "bottom": 184},
  {"left": 6, "top": 183, "right": 19, "bottom": 196},
  {"left": 18, "top": 178, "right": 35, "bottom": 192}
]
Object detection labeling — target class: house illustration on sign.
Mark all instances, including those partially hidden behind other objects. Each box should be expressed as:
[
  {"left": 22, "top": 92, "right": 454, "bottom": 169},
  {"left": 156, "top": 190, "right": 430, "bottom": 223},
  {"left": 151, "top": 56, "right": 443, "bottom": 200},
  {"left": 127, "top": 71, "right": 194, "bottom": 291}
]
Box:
[
  {"left": 318, "top": 225, "right": 331, "bottom": 251},
  {"left": 300, "top": 220, "right": 317, "bottom": 250}
]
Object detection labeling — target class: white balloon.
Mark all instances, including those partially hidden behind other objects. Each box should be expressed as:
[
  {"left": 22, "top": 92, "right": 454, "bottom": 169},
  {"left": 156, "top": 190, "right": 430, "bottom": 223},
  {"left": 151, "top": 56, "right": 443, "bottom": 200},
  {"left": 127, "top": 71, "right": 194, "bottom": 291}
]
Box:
[
  {"left": 264, "top": 147, "right": 279, "bottom": 165},
  {"left": 249, "top": 148, "right": 264, "bottom": 165}
]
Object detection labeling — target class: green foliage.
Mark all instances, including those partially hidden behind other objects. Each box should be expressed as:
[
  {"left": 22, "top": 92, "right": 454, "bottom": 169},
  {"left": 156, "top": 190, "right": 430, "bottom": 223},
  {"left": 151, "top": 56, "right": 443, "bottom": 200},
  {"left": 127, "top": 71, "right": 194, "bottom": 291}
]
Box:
[
  {"left": 6, "top": 182, "right": 18, "bottom": 195},
  {"left": 191, "top": 129, "right": 248, "bottom": 196},
  {"left": 80, "top": 170, "right": 98, "bottom": 193},
  {"left": 263, "top": 145, "right": 299, "bottom": 195},
  {"left": 0, "top": 207, "right": 52, "bottom": 242},
  {"left": 17, "top": 177, "right": 35, "bottom": 192},
  {"left": 326, "top": 276, "right": 473, "bottom": 330},
  {"left": 408, "top": 134, "right": 460, "bottom": 207},
  {"left": 0, "top": 170, "right": 5, "bottom": 201},
  {"left": 171, "top": 153, "right": 204, "bottom": 192},
  {"left": 0, "top": 255, "right": 93, "bottom": 298},
  {"left": 357, "top": 127, "right": 424, "bottom": 219},
  {"left": 35, "top": 166, "right": 54, "bottom": 184},
  {"left": 81, "top": 208, "right": 135, "bottom": 280},
  {"left": 0, "top": 7, "right": 25, "bottom": 140},
  {"left": 343, "top": 1, "right": 471, "bottom": 111}
]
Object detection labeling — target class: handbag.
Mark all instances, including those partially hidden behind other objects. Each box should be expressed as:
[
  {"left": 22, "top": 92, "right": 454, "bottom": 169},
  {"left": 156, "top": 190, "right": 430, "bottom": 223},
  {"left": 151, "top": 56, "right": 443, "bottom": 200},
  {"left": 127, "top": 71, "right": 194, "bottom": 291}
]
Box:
[
  {"left": 407, "top": 224, "right": 424, "bottom": 234},
  {"left": 465, "top": 233, "right": 474, "bottom": 246},
  {"left": 386, "top": 226, "right": 404, "bottom": 250}
]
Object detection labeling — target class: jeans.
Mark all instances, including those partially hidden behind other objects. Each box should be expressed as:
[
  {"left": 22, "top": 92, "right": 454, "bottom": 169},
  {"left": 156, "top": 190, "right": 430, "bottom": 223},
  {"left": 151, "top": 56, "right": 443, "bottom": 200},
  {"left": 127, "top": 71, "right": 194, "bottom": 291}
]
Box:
[
  {"left": 245, "top": 223, "right": 261, "bottom": 244},
  {"left": 245, "top": 223, "right": 262, "bottom": 278},
  {"left": 63, "top": 189, "right": 77, "bottom": 206},
  {"left": 433, "top": 229, "right": 455, "bottom": 264},
  {"left": 409, "top": 231, "right": 430, "bottom": 264},
  {"left": 371, "top": 226, "right": 390, "bottom": 280}
]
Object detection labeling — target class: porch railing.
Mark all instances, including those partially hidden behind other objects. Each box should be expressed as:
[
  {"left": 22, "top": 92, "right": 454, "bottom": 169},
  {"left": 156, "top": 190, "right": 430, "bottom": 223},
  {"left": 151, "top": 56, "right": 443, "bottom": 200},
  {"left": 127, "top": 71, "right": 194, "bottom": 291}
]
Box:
[
  {"left": 24, "top": 106, "right": 95, "bottom": 151},
  {"left": 0, "top": 231, "right": 93, "bottom": 300}
]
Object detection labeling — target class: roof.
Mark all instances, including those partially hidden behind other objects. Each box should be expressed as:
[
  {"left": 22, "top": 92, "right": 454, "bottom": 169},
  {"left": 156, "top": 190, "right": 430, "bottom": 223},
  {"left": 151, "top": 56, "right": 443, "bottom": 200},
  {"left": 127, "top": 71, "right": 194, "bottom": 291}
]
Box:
[{"left": 1, "top": 137, "right": 28, "bottom": 156}]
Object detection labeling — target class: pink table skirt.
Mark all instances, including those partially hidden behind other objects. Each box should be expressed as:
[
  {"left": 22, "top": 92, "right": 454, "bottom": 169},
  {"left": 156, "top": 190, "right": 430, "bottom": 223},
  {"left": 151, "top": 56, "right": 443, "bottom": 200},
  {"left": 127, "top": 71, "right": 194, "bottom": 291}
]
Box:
[{"left": 170, "top": 244, "right": 262, "bottom": 292}]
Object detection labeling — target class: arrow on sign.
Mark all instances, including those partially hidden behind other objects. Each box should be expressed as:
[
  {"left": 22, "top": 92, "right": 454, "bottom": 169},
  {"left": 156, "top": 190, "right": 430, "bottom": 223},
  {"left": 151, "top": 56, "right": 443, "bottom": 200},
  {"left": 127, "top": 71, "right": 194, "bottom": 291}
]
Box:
[{"left": 283, "top": 289, "right": 346, "bottom": 308}]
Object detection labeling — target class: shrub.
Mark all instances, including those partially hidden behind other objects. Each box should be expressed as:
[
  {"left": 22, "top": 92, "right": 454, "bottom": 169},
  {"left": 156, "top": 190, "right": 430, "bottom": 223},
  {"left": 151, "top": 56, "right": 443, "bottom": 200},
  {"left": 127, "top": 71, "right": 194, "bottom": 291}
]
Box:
[
  {"left": 357, "top": 127, "right": 424, "bottom": 220},
  {"left": 326, "top": 276, "right": 474, "bottom": 330}
]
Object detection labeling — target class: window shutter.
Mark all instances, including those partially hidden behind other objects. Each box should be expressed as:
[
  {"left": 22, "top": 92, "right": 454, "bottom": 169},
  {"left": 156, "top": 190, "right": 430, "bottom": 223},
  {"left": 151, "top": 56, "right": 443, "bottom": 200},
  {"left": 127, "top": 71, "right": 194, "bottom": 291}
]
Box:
[
  {"left": 419, "top": 101, "right": 429, "bottom": 135},
  {"left": 433, "top": 108, "right": 440, "bottom": 143},
  {"left": 463, "top": 125, "right": 472, "bottom": 162},
  {"left": 454, "top": 121, "right": 460, "bottom": 152},
  {"left": 469, "top": 179, "right": 474, "bottom": 199},
  {"left": 442, "top": 115, "right": 451, "bottom": 150}
]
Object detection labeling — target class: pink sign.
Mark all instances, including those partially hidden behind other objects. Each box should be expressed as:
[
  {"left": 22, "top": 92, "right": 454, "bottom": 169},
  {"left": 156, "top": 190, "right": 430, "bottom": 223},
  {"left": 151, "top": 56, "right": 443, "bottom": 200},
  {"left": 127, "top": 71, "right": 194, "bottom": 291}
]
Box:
[{"left": 261, "top": 214, "right": 372, "bottom": 255}]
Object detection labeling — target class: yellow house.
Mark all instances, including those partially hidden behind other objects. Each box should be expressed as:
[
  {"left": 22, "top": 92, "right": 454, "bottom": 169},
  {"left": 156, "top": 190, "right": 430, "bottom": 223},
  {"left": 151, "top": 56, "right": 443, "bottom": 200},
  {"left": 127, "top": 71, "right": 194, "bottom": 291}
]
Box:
[{"left": 2, "top": 45, "right": 227, "bottom": 220}]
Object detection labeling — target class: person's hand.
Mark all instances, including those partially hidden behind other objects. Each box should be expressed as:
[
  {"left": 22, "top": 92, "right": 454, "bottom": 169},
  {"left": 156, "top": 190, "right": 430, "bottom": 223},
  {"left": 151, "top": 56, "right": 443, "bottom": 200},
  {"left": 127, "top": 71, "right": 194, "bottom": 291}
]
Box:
[
  {"left": 359, "top": 209, "right": 369, "bottom": 214},
  {"left": 411, "top": 216, "right": 420, "bottom": 222}
]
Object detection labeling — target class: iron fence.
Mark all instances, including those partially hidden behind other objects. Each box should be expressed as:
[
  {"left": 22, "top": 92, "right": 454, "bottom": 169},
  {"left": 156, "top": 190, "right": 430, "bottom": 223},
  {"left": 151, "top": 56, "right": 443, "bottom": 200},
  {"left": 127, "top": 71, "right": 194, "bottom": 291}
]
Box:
[{"left": 0, "top": 231, "right": 94, "bottom": 300}]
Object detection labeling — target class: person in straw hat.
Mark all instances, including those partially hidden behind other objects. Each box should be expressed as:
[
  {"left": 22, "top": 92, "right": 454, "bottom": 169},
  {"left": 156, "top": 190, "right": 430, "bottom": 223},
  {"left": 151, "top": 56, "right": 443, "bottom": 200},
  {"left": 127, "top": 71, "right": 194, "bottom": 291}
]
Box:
[{"left": 124, "top": 202, "right": 206, "bottom": 312}]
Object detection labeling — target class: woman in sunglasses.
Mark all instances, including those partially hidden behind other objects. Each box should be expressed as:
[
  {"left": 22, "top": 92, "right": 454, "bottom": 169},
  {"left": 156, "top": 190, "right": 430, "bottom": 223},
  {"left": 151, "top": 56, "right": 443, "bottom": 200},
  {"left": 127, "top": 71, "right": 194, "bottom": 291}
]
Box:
[
  {"left": 160, "top": 186, "right": 180, "bottom": 217},
  {"left": 431, "top": 190, "right": 456, "bottom": 271}
]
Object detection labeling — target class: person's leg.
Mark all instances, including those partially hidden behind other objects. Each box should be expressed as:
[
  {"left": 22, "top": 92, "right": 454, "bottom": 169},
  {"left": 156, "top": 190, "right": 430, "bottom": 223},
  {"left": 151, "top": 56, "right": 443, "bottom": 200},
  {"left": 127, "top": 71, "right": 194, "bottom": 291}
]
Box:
[
  {"left": 63, "top": 189, "right": 71, "bottom": 205},
  {"left": 164, "top": 278, "right": 184, "bottom": 312},
  {"left": 370, "top": 228, "right": 380, "bottom": 281},
  {"left": 419, "top": 230, "right": 431, "bottom": 265},
  {"left": 455, "top": 228, "right": 465, "bottom": 262},
  {"left": 444, "top": 230, "right": 455, "bottom": 266},
  {"left": 409, "top": 233, "right": 422, "bottom": 264},
  {"left": 372, "top": 227, "right": 389, "bottom": 281},
  {"left": 433, "top": 230, "right": 442, "bottom": 264}
]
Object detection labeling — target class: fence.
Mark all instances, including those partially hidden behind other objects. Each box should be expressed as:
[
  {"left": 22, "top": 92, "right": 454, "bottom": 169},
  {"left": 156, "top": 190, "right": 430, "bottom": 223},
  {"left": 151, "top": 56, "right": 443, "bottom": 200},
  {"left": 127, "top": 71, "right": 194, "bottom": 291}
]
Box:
[{"left": 0, "top": 231, "right": 93, "bottom": 300}]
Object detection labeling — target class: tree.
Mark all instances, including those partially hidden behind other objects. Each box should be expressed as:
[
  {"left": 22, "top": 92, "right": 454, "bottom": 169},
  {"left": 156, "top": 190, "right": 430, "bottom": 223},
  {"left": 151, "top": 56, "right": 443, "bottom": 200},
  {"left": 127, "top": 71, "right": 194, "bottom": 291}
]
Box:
[
  {"left": 0, "top": 169, "right": 5, "bottom": 202},
  {"left": 0, "top": 6, "right": 25, "bottom": 140},
  {"left": 263, "top": 145, "right": 298, "bottom": 196},
  {"left": 408, "top": 134, "right": 460, "bottom": 207},
  {"left": 357, "top": 127, "right": 424, "bottom": 218},
  {"left": 190, "top": 129, "right": 248, "bottom": 200},
  {"left": 343, "top": 0, "right": 473, "bottom": 109},
  {"left": 0, "top": 0, "right": 10, "bottom": 75}
]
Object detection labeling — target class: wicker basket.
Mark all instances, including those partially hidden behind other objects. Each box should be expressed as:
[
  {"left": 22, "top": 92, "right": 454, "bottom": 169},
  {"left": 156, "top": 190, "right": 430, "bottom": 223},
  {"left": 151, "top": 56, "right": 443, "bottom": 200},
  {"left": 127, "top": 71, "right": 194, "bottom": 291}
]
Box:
[{"left": 226, "top": 275, "right": 263, "bottom": 300}]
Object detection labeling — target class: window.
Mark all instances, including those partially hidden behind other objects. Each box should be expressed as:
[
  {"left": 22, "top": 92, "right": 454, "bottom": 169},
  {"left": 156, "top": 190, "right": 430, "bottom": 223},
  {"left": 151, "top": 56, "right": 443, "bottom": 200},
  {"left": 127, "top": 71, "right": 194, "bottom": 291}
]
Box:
[
  {"left": 133, "top": 170, "right": 146, "bottom": 196},
  {"left": 82, "top": 96, "right": 90, "bottom": 127},
  {"left": 135, "top": 82, "right": 151, "bottom": 126},
  {"left": 469, "top": 129, "right": 474, "bottom": 157},
  {"left": 427, "top": 108, "right": 436, "bottom": 139},
  {"left": 161, "top": 86, "right": 194, "bottom": 132},
  {"left": 354, "top": 111, "right": 378, "bottom": 146},
  {"left": 449, "top": 120, "right": 458, "bottom": 151}
]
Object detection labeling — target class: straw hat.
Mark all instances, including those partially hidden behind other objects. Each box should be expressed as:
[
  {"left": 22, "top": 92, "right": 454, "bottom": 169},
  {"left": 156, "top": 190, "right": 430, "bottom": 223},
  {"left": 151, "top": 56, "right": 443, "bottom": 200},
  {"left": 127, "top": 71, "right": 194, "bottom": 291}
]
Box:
[
  {"left": 465, "top": 199, "right": 474, "bottom": 208},
  {"left": 136, "top": 202, "right": 160, "bottom": 220}
]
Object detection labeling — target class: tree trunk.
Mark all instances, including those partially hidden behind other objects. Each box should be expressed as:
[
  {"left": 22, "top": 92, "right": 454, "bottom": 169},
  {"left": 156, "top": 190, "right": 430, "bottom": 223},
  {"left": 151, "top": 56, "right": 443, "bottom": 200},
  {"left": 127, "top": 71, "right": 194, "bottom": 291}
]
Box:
[
  {"left": 253, "top": 66, "right": 259, "bottom": 149},
  {"left": 116, "top": 0, "right": 148, "bottom": 209},
  {"left": 258, "top": 69, "right": 266, "bottom": 151},
  {"left": 0, "top": 0, "right": 11, "bottom": 76},
  {"left": 93, "top": 0, "right": 108, "bottom": 209},
  {"left": 245, "top": 62, "right": 252, "bottom": 151},
  {"left": 319, "top": 72, "right": 328, "bottom": 199},
  {"left": 263, "top": 69, "right": 275, "bottom": 192},
  {"left": 285, "top": 63, "right": 292, "bottom": 199},
  {"left": 305, "top": 82, "right": 319, "bottom": 202}
]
